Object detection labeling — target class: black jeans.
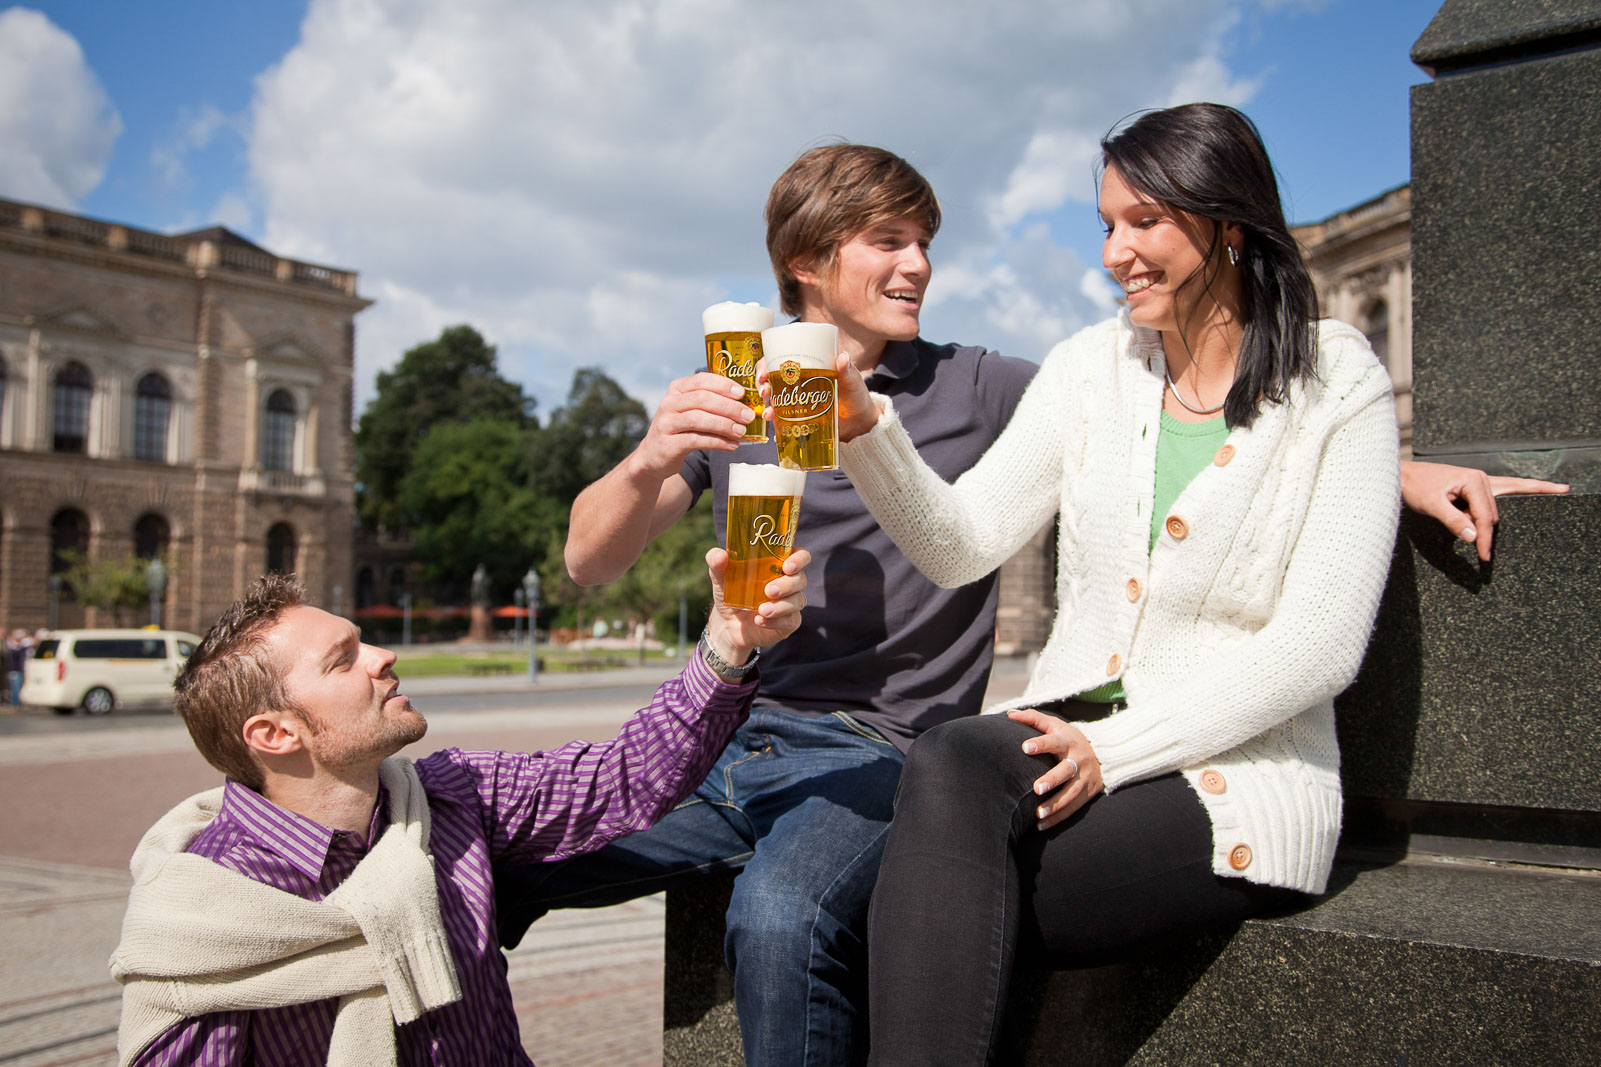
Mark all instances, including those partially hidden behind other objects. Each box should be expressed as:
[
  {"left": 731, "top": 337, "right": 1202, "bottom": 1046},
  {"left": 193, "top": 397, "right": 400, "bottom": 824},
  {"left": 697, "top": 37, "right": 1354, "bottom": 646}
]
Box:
[{"left": 866, "top": 708, "right": 1305, "bottom": 1067}]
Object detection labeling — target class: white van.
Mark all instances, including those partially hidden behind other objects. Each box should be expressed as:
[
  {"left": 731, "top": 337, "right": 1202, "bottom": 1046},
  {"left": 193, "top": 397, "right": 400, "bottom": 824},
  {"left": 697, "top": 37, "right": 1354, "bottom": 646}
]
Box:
[{"left": 21, "top": 629, "right": 201, "bottom": 715}]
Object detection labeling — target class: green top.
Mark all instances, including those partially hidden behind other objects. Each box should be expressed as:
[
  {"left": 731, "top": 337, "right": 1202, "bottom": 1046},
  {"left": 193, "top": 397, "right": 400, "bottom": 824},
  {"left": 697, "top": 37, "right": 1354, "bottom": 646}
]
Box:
[{"left": 1076, "top": 410, "right": 1231, "bottom": 705}]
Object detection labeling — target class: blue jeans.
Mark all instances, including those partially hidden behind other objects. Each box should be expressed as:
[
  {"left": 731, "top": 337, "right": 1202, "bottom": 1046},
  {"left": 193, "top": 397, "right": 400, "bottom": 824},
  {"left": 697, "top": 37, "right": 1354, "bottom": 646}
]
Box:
[{"left": 496, "top": 707, "right": 905, "bottom": 1067}]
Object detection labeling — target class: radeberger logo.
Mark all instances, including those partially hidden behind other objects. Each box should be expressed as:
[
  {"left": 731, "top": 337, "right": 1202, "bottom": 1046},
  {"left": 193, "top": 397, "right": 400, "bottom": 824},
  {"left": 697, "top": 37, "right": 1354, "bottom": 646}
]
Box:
[
  {"left": 773, "top": 376, "right": 835, "bottom": 421},
  {"left": 715, "top": 349, "right": 756, "bottom": 379},
  {"left": 747, "top": 514, "right": 796, "bottom": 553},
  {"left": 779, "top": 360, "right": 802, "bottom": 386}
]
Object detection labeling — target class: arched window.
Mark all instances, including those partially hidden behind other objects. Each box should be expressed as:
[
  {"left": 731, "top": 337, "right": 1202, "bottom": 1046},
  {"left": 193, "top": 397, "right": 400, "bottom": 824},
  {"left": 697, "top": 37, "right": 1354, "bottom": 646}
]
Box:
[
  {"left": 1364, "top": 299, "right": 1390, "bottom": 370},
  {"left": 50, "top": 508, "right": 90, "bottom": 596},
  {"left": 53, "top": 362, "right": 93, "bottom": 453},
  {"left": 388, "top": 567, "right": 407, "bottom": 606},
  {"left": 134, "top": 513, "right": 170, "bottom": 560},
  {"left": 266, "top": 522, "right": 296, "bottom": 575},
  {"left": 356, "top": 566, "right": 375, "bottom": 609},
  {"left": 134, "top": 373, "right": 172, "bottom": 462},
  {"left": 262, "top": 389, "right": 296, "bottom": 472}
]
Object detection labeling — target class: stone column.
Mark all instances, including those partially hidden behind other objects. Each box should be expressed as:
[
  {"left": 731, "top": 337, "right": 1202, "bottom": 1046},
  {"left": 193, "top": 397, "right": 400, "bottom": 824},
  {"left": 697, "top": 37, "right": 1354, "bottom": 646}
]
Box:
[
  {"left": 1407, "top": 2, "right": 1600, "bottom": 484},
  {"left": 1338, "top": 0, "right": 1601, "bottom": 862}
]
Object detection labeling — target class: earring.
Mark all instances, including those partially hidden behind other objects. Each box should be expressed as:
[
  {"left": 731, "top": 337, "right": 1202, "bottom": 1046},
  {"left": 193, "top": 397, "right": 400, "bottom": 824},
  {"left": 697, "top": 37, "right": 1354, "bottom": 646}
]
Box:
[{"left": 1226, "top": 245, "right": 1239, "bottom": 267}]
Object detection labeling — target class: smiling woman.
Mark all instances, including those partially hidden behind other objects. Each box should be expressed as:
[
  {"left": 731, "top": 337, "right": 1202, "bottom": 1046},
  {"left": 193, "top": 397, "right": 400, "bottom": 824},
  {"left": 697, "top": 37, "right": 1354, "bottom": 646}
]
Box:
[{"left": 834, "top": 103, "right": 1402, "bottom": 1066}]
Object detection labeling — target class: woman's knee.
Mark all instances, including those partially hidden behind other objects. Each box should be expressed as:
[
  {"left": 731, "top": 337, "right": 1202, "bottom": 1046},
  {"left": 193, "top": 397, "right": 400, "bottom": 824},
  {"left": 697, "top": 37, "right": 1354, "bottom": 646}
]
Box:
[{"left": 902, "top": 714, "right": 1039, "bottom": 792}]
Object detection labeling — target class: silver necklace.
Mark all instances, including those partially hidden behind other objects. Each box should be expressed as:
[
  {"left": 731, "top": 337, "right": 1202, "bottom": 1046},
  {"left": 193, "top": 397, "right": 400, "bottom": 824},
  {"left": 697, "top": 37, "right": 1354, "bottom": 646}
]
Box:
[{"left": 1165, "top": 370, "right": 1226, "bottom": 416}]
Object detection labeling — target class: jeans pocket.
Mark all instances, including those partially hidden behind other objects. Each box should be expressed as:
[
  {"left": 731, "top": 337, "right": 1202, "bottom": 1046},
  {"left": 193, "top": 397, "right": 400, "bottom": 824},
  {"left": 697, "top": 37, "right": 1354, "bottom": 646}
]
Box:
[{"left": 828, "top": 710, "right": 894, "bottom": 746}]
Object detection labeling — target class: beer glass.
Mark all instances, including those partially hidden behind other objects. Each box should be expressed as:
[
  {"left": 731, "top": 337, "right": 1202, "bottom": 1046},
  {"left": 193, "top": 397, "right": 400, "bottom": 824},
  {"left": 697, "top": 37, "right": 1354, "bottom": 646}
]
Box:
[
  {"left": 762, "top": 322, "right": 839, "bottom": 471},
  {"left": 725, "top": 462, "right": 807, "bottom": 610},
  {"left": 704, "top": 301, "right": 775, "bottom": 444}
]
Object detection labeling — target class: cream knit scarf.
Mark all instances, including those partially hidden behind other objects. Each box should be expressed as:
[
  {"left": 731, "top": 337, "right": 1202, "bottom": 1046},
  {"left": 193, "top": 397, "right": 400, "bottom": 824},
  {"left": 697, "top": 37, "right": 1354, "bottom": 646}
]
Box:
[{"left": 109, "top": 758, "right": 463, "bottom": 1067}]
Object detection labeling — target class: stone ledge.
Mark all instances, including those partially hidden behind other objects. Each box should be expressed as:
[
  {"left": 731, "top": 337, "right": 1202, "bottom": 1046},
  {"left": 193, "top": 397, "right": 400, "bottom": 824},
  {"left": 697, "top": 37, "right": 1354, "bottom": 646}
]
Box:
[
  {"left": 1016, "top": 860, "right": 1600, "bottom": 1065},
  {"left": 665, "top": 860, "right": 1601, "bottom": 1065}
]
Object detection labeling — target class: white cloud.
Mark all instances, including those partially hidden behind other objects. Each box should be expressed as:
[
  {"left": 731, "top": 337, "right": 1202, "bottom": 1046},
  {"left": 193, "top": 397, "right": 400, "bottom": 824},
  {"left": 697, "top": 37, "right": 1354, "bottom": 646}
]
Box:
[
  {"left": 988, "top": 129, "right": 1103, "bottom": 230},
  {"left": 1079, "top": 267, "right": 1122, "bottom": 314},
  {"left": 245, "top": 0, "right": 1266, "bottom": 413},
  {"left": 209, "top": 191, "right": 255, "bottom": 232},
  {"left": 1165, "top": 51, "right": 1262, "bottom": 108},
  {"left": 0, "top": 7, "right": 121, "bottom": 208},
  {"left": 150, "top": 104, "right": 242, "bottom": 193}
]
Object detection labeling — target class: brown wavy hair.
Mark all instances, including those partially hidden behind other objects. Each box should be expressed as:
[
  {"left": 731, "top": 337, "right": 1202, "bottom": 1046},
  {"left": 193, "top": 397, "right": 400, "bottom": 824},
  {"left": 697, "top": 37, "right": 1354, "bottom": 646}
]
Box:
[{"left": 765, "top": 143, "right": 941, "bottom": 317}]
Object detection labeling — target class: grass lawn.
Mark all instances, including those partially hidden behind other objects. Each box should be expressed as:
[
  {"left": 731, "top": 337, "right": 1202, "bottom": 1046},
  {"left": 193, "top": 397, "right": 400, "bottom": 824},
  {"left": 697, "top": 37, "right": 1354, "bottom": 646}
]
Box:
[{"left": 390, "top": 645, "right": 681, "bottom": 677}]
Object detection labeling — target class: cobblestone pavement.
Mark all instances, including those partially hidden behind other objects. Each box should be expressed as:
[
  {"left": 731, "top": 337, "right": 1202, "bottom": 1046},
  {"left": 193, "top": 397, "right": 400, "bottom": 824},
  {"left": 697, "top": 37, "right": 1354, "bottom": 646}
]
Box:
[
  {"left": 0, "top": 657, "right": 1031, "bottom": 1067},
  {"left": 0, "top": 853, "right": 667, "bottom": 1067}
]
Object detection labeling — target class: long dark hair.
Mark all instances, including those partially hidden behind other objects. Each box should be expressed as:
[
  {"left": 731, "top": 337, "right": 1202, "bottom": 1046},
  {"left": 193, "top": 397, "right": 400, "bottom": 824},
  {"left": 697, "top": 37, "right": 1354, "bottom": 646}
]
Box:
[{"left": 1100, "top": 103, "right": 1318, "bottom": 428}]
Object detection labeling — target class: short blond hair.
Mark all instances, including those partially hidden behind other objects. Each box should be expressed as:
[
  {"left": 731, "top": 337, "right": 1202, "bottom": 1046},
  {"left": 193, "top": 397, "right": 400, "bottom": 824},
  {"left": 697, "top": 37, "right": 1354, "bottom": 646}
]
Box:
[{"left": 173, "top": 573, "right": 307, "bottom": 789}]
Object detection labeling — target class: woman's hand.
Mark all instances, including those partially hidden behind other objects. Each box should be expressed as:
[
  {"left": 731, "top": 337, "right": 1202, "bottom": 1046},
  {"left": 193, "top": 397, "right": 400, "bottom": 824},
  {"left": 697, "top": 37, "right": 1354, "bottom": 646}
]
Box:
[
  {"left": 752, "top": 342, "right": 883, "bottom": 438},
  {"left": 1009, "top": 709, "right": 1104, "bottom": 831},
  {"left": 1400, "top": 461, "right": 1568, "bottom": 562},
  {"left": 834, "top": 352, "right": 881, "bottom": 443},
  {"left": 756, "top": 349, "right": 883, "bottom": 443}
]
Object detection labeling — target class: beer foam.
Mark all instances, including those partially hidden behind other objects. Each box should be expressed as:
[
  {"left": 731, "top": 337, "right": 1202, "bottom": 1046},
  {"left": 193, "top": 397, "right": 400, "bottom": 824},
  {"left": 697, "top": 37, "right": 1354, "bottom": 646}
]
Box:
[
  {"left": 729, "top": 462, "right": 807, "bottom": 499},
  {"left": 703, "top": 301, "right": 776, "bottom": 335},
  {"left": 761, "top": 322, "right": 837, "bottom": 370}
]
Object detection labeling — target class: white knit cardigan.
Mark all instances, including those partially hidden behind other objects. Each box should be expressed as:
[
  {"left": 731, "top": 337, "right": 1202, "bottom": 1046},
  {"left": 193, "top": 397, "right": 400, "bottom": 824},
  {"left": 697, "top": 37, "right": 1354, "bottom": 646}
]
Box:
[{"left": 840, "top": 312, "right": 1400, "bottom": 894}]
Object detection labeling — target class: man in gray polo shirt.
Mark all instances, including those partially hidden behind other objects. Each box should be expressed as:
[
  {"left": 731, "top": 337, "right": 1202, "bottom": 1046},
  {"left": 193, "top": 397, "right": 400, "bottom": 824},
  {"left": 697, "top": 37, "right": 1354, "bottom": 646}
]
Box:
[{"left": 497, "top": 144, "right": 1038, "bottom": 1066}]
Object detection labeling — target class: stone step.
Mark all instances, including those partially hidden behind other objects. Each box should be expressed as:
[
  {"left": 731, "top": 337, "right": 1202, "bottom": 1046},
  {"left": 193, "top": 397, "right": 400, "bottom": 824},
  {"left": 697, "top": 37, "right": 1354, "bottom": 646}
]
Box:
[
  {"left": 1012, "top": 859, "right": 1601, "bottom": 1065},
  {"left": 664, "top": 859, "right": 1601, "bottom": 1065}
]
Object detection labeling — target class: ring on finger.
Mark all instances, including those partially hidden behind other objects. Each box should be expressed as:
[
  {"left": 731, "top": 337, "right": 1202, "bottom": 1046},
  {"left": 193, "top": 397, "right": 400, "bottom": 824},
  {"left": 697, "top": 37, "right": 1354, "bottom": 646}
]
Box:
[{"left": 1064, "top": 757, "right": 1080, "bottom": 779}]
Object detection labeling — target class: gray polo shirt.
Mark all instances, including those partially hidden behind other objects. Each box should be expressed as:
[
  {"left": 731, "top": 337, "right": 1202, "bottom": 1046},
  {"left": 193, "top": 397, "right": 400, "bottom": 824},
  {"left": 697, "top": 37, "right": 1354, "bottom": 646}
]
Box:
[{"left": 681, "top": 337, "right": 1039, "bottom": 750}]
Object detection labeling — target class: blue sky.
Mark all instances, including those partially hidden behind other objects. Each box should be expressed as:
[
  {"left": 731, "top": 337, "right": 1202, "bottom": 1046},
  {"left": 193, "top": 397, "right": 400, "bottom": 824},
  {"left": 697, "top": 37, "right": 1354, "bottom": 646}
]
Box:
[{"left": 4, "top": 0, "right": 1441, "bottom": 414}]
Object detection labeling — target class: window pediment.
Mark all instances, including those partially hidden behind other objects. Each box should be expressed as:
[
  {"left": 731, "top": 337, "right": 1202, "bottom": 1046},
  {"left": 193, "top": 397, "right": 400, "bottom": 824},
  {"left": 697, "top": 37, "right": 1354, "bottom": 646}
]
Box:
[
  {"left": 248, "top": 333, "right": 323, "bottom": 368},
  {"left": 35, "top": 304, "right": 127, "bottom": 340}
]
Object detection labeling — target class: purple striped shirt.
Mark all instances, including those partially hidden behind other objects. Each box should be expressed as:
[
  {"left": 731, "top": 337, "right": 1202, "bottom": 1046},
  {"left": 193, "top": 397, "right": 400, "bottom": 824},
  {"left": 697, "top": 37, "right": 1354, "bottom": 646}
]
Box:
[{"left": 130, "top": 655, "right": 754, "bottom": 1066}]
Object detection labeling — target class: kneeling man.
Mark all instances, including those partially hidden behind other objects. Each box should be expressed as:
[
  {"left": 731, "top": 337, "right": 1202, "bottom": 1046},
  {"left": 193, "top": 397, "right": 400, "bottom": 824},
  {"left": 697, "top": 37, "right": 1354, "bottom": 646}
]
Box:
[{"left": 110, "top": 548, "right": 807, "bottom": 1066}]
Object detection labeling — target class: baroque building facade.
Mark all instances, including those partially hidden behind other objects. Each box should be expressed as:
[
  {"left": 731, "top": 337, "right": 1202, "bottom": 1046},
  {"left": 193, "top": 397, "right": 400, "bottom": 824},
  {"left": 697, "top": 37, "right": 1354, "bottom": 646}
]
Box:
[
  {"left": 1292, "top": 183, "right": 1414, "bottom": 453},
  {"left": 0, "top": 198, "right": 371, "bottom": 635}
]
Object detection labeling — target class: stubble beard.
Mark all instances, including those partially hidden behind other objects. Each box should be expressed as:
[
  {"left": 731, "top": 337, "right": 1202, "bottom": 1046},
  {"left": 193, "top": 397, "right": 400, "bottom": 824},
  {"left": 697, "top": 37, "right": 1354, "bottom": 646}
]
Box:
[{"left": 301, "top": 696, "right": 429, "bottom": 769}]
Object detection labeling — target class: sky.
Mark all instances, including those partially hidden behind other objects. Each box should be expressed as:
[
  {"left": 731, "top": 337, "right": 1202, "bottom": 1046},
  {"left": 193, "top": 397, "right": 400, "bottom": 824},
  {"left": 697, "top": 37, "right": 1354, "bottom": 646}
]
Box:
[{"left": 2, "top": 0, "right": 1440, "bottom": 418}]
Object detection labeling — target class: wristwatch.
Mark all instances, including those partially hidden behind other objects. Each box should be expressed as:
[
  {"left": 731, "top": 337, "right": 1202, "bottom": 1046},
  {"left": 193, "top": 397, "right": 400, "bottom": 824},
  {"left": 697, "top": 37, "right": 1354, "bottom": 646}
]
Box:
[{"left": 699, "top": 629, "right": 759, "bottom": 683}]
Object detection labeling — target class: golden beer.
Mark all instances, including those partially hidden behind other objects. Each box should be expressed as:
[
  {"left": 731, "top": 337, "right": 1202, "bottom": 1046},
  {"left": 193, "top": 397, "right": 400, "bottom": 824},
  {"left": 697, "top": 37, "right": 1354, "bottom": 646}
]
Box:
[
  {"left": 703, "top": 302, "right": 775, "bottom": 444},
  {"left": 725, "top": 463, "right": 807, "bottom": 610},
  {"left": 761, "top": 322, "right": 839, "bottom": 471}
]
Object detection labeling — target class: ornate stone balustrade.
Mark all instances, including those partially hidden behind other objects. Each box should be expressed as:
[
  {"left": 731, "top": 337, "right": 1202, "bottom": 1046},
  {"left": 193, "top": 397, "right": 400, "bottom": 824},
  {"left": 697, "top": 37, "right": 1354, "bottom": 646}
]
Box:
[{"left": 0, "top": 196, "right": 358, "bottom": 296}]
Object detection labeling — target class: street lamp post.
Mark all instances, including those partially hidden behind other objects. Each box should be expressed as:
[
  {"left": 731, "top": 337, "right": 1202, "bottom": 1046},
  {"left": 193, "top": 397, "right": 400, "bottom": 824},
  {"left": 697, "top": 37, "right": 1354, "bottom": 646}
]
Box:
[
  {"left": 522, "top": 568, "right": 541, "bottom": 682},
  {"left": 513, "top": 587, "right": 526, "bottom": 647},
  {"left": 400, "top": 592, "right": 413, "bottom": 648},
  {"left": 677, "top": 592, "right": 688, "bottom": 659},
  {"left": 145, "top": 558, "right": 167, "bottom": 628}
]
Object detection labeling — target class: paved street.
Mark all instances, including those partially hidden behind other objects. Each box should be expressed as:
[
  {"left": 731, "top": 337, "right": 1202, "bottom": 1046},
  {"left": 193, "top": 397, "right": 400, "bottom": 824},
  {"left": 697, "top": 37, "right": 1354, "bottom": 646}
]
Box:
[{"left": 0, "top": 656, "right": 1030, "bottom": 1066}]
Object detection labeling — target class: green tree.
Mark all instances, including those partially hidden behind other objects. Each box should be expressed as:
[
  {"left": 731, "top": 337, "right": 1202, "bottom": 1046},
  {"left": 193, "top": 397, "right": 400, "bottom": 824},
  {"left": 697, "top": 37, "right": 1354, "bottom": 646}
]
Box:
[
  {"left": 530, "top": 367, "right": 649, "bottom": 505},
  {"left": 57, "top": 551, "right": 160, "bottom": 626},
  {"left": 356, "top": 325, "right": 535, "bottom": 531},
  {"left": 395, "top": 418, "right": 563, "bottom": 594},
  {"left": 528, "top": 367, "right": 706, "bottom": 638},
  {"left": 615, "top": 494, "right": 716, "bottom": 637}
]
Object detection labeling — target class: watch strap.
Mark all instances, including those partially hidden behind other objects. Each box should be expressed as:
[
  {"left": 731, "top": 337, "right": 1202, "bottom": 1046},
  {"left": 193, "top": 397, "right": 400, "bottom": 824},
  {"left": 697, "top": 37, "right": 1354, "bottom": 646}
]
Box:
[{"left": 699, "top": 630, "right": 759, "bottom": 682}]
